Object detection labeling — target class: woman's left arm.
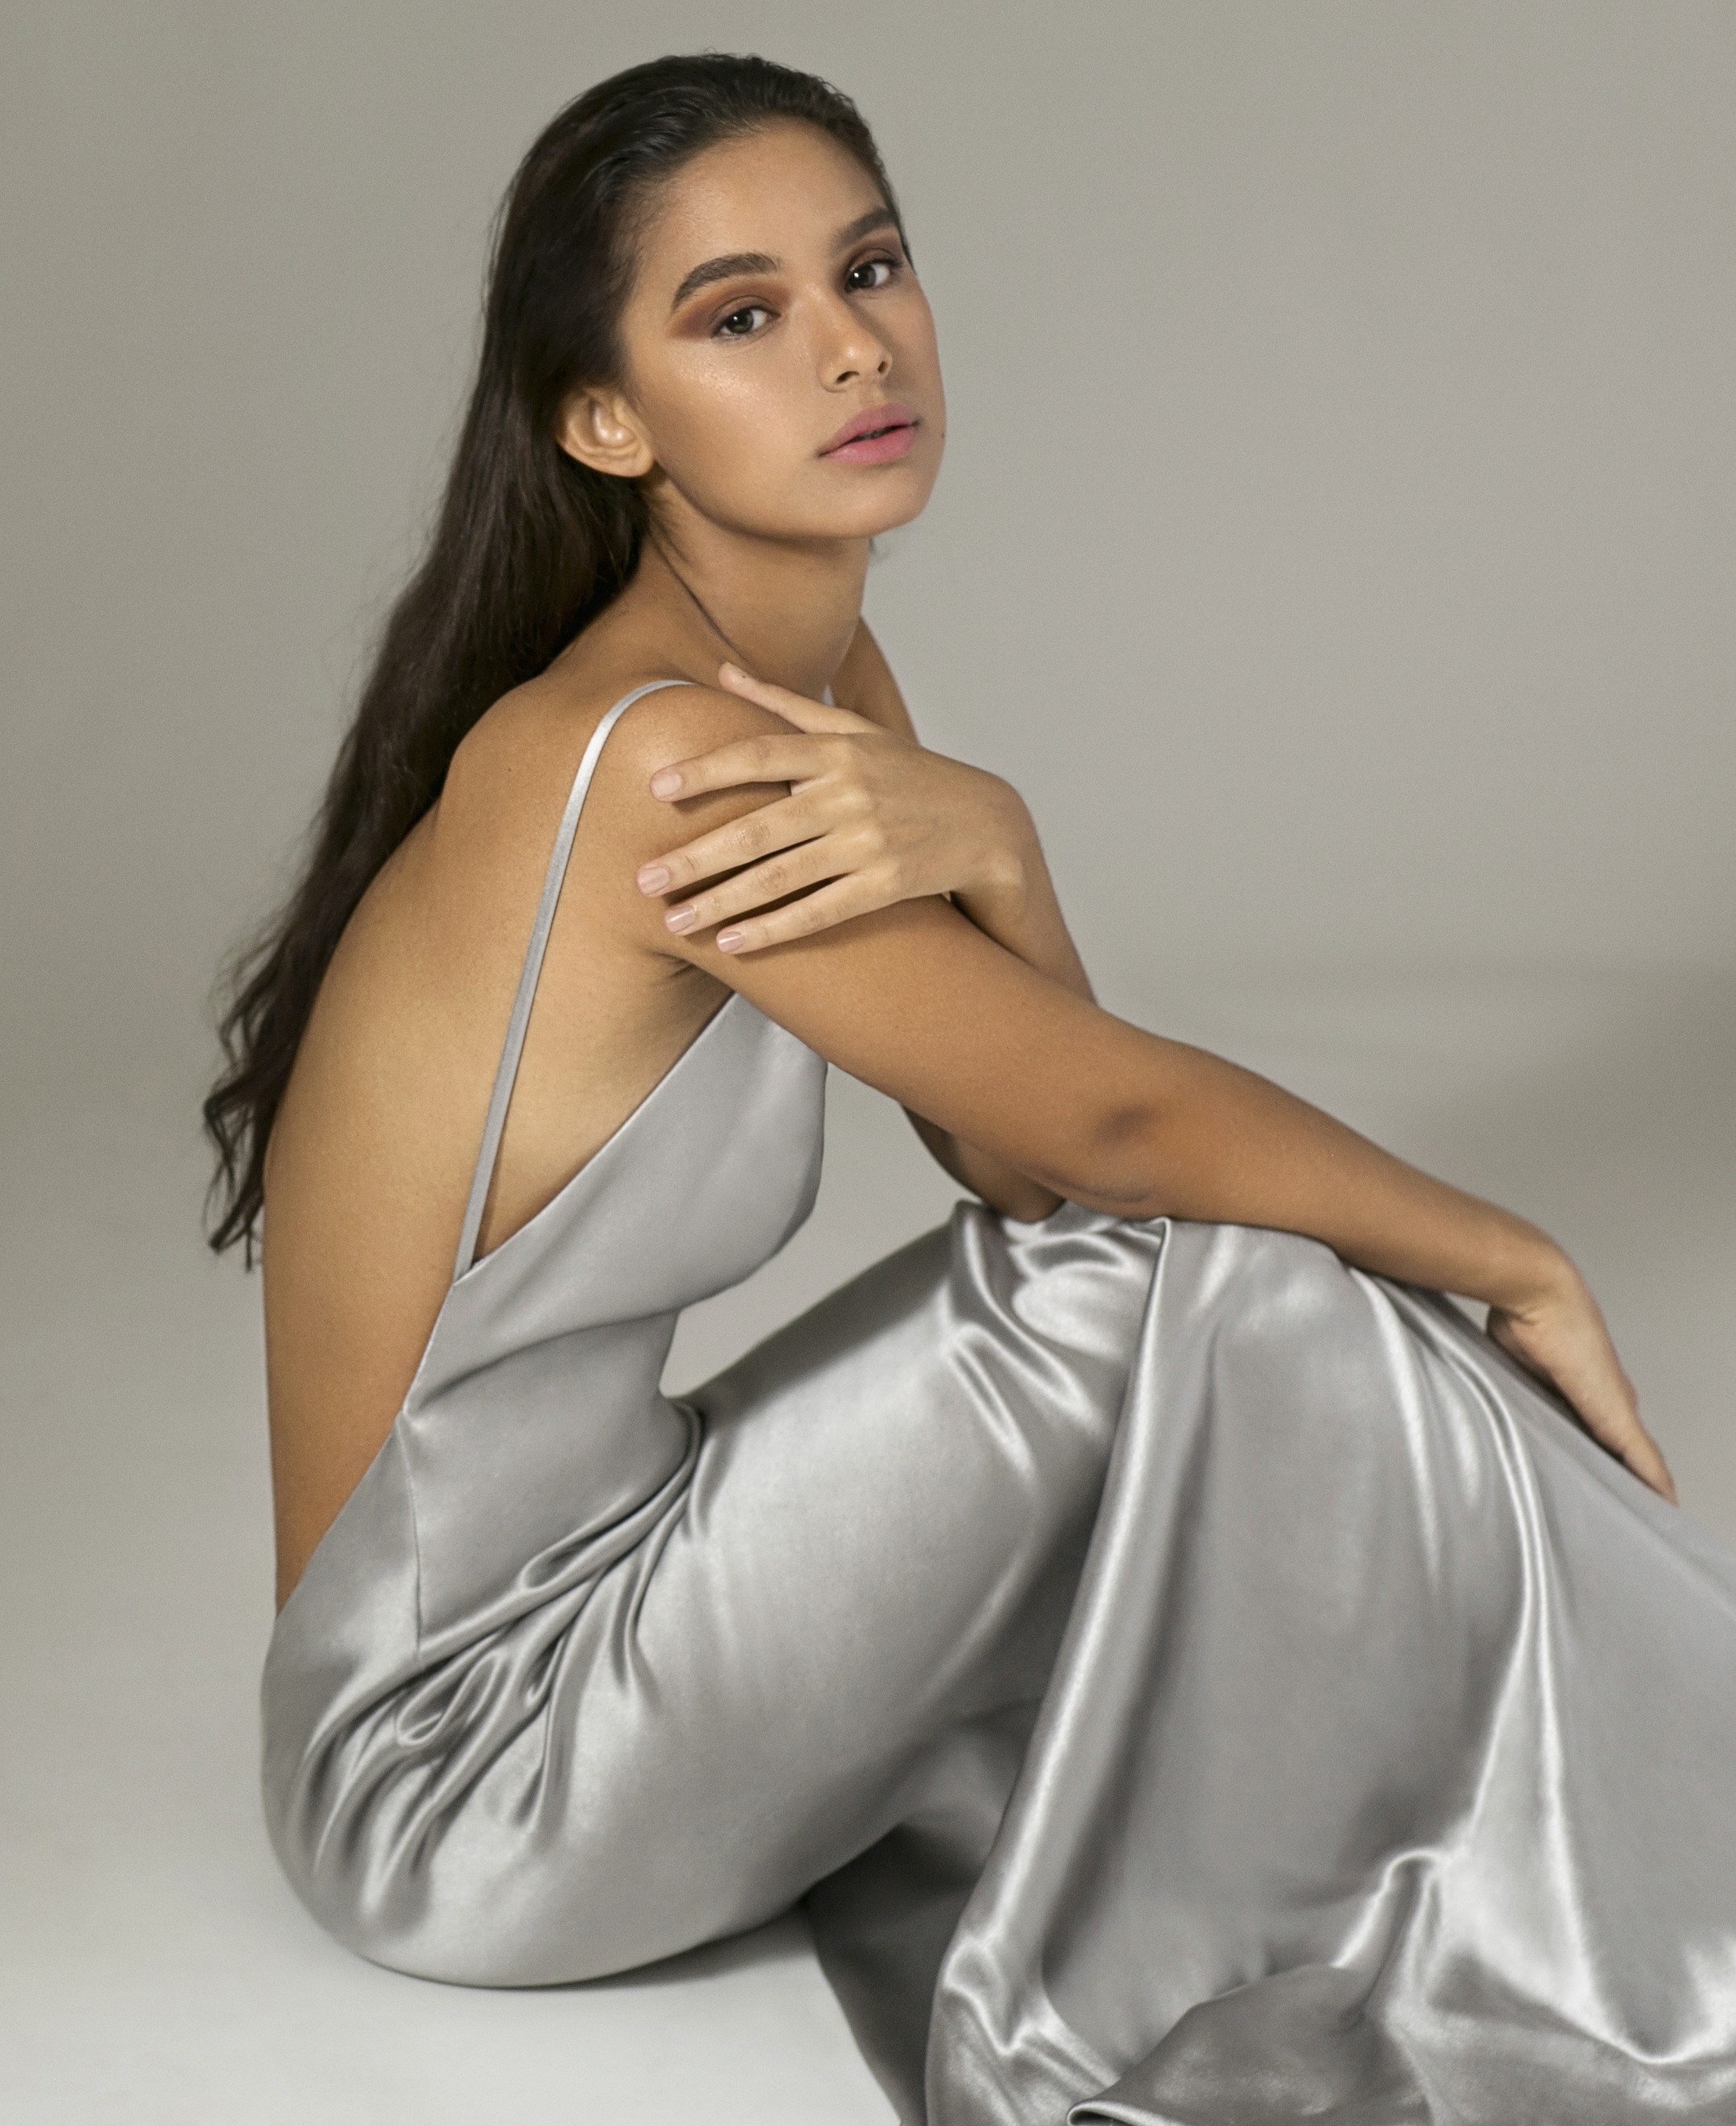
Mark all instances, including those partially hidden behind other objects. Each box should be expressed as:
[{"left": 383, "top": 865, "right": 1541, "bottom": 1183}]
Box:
[{"left": 635, "top": 626, "right": 1084, "bottom": 1215}]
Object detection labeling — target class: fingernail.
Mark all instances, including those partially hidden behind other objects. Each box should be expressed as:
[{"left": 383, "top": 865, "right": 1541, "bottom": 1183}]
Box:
[
  {"left": 665, "top": 905, "right": 696, "bottom": 933},
  {"left": 716, "top": 927, "right": 744, "bottom": 952},
  {"left": 637, "top": 863, "right": 670, "bottom": 892},
  {"left": 718, "top": 661, "right": 744, "bottom": 683},
  {"left": 649, "top": 770, "right": 681, "bottom": 799}
]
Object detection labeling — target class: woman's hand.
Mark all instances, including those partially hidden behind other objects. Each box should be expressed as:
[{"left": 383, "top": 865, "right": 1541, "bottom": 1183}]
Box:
[
  {"left": 1487, "top": 1266, "right": 1677, "bottom": 1503},
  {"left": 635, "top": 661, "right": 1037, "bottom": 954}
]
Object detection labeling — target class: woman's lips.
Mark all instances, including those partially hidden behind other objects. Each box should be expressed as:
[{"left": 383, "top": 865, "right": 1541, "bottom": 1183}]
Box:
[{"left": 820, "top": 402, "right": 919, "bottom": 465}]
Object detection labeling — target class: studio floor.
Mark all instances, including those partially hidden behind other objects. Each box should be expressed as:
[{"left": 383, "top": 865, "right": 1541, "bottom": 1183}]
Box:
[{"left": 2, "top": 966, "right": 1733, "bottom": 2125}]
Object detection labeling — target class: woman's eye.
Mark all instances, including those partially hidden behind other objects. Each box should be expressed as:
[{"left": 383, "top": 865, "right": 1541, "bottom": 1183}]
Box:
[
  {"left": 713, "top": 304, "right": 771, "bottom": 339},
  {"left": 845, "top": 256, "right": 898, "bottom": 294}
]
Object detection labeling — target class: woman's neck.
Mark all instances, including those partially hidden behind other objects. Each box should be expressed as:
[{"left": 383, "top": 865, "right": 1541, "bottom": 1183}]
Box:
[{"left": 619, "top": 514, "right": 870, "bottom": 701}]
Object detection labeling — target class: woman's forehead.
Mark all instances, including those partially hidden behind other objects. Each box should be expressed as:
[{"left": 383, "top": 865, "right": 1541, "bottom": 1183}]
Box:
[{"left": 632, "top": 126, "right": 890, "bottom": 299}]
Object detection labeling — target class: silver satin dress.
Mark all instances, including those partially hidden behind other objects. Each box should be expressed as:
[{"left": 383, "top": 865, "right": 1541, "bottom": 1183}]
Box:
[{"left": 264, "top": 681, "right": 1736, "bottom": 2124}]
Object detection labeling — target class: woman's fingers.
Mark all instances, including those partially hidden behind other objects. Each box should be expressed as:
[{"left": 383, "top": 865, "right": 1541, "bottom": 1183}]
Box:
[
  {"left": 1590, "top": 1408, "right": 1676, "bottom": 1502},
  {"left": 1568, "top": 1371, "right": 1674, "bottom": 1498},
  {"left": 657, "top": 837, "right": 846, "bottom": 941},
  {"left": 635, "top": 660, "right": 1008, "bottom": 942},
  {"left": 717, "top": 659, "right": 874, "bottom": 734},
  {"left": 647, "top": 731, "right": 841, "bottom": 805},
  {"left": 711, "top": 876, "right": 881, "bottom": 955},
  {"left": 1586, "top": 1386, "right": 1677, "bottom": 1503},
  {"left": 637, "top": 789, "right": 833, "bottom": 898},
  {"left": 1489, "top": 1309, "right": 1677, "bottom": 1504},
  {"left": 1627, "top": 1433, "right": 1678, "bottom": 1504}
]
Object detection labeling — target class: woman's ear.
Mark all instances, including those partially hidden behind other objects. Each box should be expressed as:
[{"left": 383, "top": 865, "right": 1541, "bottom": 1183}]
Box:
[{"left": 556, "top": 387, "right": 655, "bottom": 479}]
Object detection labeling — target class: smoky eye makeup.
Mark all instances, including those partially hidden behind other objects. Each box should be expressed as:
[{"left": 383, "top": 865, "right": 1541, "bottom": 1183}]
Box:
[{"left": 682, "top": 236, "right": 910, "bottom": 340}]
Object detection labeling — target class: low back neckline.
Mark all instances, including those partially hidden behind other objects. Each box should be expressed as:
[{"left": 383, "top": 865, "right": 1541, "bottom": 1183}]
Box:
[{"left": 448, "top": 987, "right": 746, "bottom": 1294}]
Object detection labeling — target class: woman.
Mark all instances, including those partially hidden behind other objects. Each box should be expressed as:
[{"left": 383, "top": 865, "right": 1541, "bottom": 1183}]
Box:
[{"left": 205, "top": 52, "right": 1736, "bottom": 2126}]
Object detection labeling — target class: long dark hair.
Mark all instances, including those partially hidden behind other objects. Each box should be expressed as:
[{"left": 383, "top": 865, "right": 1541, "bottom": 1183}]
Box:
[{"left": 202, "top": 53, "right": 901, "bottom": 1260}]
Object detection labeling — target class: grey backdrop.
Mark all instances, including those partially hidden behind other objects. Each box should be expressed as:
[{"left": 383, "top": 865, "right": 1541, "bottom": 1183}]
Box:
[{"left": 3, "top": 6, "right": 1733, "bottom": 2122}]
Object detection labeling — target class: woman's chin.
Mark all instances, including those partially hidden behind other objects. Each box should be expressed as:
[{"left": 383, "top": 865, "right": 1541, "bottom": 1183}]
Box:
[
  {"left": 692, "top": 464, "right": 940, "bottom": 549},
  {"left": 819, "top": 471, "right": 942, "bottom": 543},
  {"left": 870, "top": 482, "right": 939, "bottom": 536}
]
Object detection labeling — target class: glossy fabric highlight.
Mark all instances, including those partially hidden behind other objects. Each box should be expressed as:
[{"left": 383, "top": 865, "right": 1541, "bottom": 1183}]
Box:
[{"left": 263, "top": 689, "right": 1736, "bottom": 2123}]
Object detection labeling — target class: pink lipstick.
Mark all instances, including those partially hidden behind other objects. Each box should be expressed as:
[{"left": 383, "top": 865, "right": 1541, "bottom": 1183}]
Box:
[{"left": 820, "top": 401, "right": 919, "bottom": 465}]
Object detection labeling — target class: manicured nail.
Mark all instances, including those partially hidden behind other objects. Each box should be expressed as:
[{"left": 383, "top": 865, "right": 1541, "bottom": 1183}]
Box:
[
  {"left": 649, "top": 769, "right": 681, "bottom": 799},
  {"left": 665, "top": 905, "right": 696, "bottom": 933},
  {"left": 716, "top": 927, "right": 744, "bottom": 953},
  {"left": 637, "top": 863, "right": 670, "bottom": 893}
]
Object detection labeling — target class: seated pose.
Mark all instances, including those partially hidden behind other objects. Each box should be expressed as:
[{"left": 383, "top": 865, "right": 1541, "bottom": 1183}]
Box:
[{"left": 205, "top": 52, "right": 1736, "bottom": 2126}]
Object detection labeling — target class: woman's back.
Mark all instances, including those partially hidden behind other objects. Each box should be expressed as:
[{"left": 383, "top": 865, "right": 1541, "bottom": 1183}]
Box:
[{"left": 260, "top": 620, "right": 797, "bottom": 1607}]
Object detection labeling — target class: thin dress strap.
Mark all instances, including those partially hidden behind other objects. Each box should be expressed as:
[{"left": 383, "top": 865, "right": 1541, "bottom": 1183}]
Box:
[{"left": 451, "top": 677, "right": 694, "bottom": 1281}]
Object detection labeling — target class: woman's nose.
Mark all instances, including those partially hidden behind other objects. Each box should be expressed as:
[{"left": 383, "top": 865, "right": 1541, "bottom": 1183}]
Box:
[{"left": 819, "top": 303, "right": 892, "bottom": 386}]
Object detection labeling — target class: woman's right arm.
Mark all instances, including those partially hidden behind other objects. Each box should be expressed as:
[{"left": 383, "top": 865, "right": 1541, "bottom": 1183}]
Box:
[{"left": 603, "top": 687, "right": 1674, "bottom": 1501}]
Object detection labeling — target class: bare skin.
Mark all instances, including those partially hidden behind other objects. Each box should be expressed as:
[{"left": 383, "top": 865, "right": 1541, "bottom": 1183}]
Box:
[{"left": 262, "top": 121, "right": 1672, "bottom": 1613}]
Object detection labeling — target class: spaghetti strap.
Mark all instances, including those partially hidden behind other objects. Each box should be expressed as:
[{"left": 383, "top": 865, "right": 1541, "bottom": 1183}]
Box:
[{"left": 451, "top": 677, "right": 695, "bottom": 1281}]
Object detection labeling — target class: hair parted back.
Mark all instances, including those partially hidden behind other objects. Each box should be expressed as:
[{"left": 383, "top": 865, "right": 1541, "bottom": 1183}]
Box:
[{"left": 202, "top": 52, "right": 902, "bottom": 1259}]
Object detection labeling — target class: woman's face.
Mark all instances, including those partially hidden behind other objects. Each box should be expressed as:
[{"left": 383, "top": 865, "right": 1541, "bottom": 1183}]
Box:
[{"left": 570, "top": 121, "right": 944, "bottom": 543}]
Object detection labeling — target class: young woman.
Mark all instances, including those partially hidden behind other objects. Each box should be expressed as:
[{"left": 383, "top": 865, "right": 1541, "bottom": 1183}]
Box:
[{"left": 205, "top": 52, "right": 1736, "bottom": 2126}]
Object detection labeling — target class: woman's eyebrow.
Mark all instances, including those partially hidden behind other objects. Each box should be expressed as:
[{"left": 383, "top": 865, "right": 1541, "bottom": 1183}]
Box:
[
  {"left": 668, "top": 208, "right": 901, "bottom": 314},
  {"left": 669, "top": 251, "right": 777, "bottom": 312},
  {"left": 833, "top": 206, "right": 899, "bottom": 250}
]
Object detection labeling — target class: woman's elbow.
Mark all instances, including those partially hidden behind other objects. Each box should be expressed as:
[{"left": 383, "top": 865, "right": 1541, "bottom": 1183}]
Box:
[{"left": 1040, "top": 1104, "right": 1176, "bottom": 1222}]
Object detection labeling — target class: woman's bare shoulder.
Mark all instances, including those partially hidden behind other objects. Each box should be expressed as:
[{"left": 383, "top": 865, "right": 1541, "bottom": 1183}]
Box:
[
  {"left": 585, "top": 680, "right": 800, "bottom": 860},
  {"left": 429, "top": 672, "right": 783, "bottom": 884},
  {"left": 427, "top": 674, "right": 610, "bottom": 884}
]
